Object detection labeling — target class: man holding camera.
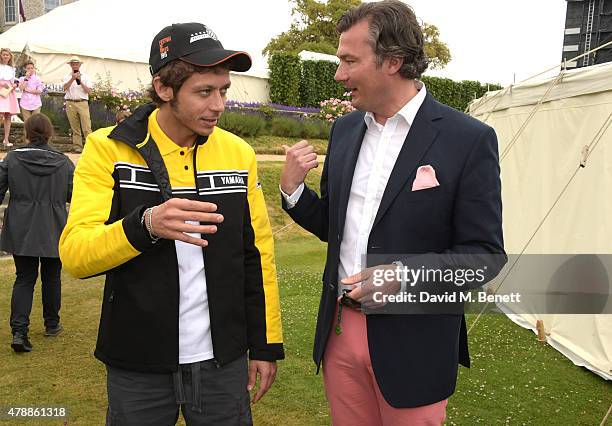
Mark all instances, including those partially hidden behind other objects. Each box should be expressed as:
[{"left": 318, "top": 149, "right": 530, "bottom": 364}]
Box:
[{"left": 62, "top": 56, "right": 92, "bottom": 153}]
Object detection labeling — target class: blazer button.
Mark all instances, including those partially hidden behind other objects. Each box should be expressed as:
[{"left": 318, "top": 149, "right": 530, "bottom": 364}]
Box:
[{"left": 329, "top": 283, "right": 334, "bottom": 290}]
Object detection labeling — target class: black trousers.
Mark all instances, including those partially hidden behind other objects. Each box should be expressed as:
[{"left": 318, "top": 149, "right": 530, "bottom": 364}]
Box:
[
  {"left": 106, "top": 355, "right": 252, "bottom": 426},
  {"left": 10, "top": 255, "right": 62, "bottom": 335}
]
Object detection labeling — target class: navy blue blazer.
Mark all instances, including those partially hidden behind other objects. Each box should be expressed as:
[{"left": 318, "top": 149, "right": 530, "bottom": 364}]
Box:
[{"left": 283, "top": 92, "right": 506, "bottom": 408}]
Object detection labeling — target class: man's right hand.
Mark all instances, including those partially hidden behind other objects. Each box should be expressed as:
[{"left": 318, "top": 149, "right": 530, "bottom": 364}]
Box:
[
  {"left": 149, "top": 198, "right": 224, "bottom": 247},
  {"left": 280, "top": 140, "right": 318, "bottom": 195}
]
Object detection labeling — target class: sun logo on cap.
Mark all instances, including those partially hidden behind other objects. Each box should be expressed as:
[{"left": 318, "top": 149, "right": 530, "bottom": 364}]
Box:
[{"left": 159, "top": 36, "right": 171, "bottom": 59}]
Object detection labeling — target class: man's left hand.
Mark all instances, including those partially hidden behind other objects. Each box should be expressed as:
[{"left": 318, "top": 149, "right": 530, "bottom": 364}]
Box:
[
  {"left": 247, "top": 360, "right": 277, "bottom": 403},
  {"left": 341, "top": 264, "right": 400, "bottom": 308}
]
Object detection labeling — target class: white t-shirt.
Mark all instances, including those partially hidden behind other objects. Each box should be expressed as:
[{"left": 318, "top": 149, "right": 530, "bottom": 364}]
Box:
[{"left": 175, "top": 222, "right": 214, "bottom": 364}]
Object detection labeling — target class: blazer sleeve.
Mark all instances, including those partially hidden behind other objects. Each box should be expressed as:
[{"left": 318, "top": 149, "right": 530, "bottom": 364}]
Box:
[
  {"left": 281, "top": 121, "right": 336, "bottom": 242},
  {"left": 243, "top": 148, "right": 284, "bottom": 361}
]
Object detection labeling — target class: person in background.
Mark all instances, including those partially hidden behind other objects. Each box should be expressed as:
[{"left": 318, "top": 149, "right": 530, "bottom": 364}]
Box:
[
  {"left": 18, "top": 60, "right": 44, "bottom": 122},
  {"left": 62, "top": 56, "right": 92, "bottom": 153},
  {"left": 0, "top": 113, "right": 74, "bottom": 353},
  {"left": 0, "top": 48, "right": 20, "bottom": 147}
]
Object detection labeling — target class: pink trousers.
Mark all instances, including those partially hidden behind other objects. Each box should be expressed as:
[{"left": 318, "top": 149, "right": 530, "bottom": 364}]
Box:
[{"left": 322, "top": 304, "right": 447, "bottom": 426}]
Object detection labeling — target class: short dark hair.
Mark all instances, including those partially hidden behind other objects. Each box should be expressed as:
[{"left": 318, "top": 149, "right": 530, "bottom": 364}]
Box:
[
  {"left": 23, "top": 60, "right": 35, "bottom": 68},
  {"left": 25, "top": 113, "right": 54, "bottom": 146},
  {"left": 336, "top": 0, "right": 429, "bottom": 79},
  {"left": 147, "top": 60, "right": 230, "bottom": 106}
]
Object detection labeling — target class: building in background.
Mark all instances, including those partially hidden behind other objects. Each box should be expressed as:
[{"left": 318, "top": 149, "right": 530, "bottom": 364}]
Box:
[
  {"left": 1, "top": 0, "right": 78, "bottom": 32},
  {"left": 561, "top": 0, "right": 612, "bottom": 68}
]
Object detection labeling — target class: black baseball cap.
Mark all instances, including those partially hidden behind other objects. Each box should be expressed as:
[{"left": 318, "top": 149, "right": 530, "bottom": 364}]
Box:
[{"left": 149, "top": 22, "right": 252, "bottom": 75}]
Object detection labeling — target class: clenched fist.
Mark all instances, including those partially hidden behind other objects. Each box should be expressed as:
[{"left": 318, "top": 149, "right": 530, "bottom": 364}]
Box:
[{"left": 280, "top": 140, "right": 319, "bottom": 195}]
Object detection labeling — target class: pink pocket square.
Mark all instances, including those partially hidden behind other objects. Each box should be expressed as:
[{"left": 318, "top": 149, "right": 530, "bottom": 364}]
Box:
[{"left": 412, "top": 165, "right": 440, "bottom": 191}]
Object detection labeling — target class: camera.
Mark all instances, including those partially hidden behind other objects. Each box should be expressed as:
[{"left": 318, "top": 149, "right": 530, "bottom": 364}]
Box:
[{"left": 73, "top": 70, "right": 81, "bottom": 85}]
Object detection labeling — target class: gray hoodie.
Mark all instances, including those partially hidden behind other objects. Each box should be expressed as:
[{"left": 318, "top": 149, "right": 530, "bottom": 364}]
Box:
[{"left": 0, "top": 144, "right": 74, "bottom": 257}]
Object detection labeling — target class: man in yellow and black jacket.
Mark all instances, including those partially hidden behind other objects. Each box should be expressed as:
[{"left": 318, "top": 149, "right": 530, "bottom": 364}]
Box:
[{"left": 59, "top": 22, "right": 283, "bottom": 425}]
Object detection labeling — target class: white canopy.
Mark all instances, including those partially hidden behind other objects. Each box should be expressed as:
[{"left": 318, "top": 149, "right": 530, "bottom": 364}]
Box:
[
  {"left": 298, "top": 50, "right": 339, "bottom": 64},
  {"left": 0, "top": 0, "right": 292, "bottom": 101},
  {"left": 469, "top": 62, "right": 612, "bottom": 380}
]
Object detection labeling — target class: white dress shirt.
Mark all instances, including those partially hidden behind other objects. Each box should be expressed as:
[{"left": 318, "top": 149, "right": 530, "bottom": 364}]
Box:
[
  {"left": 282, "top": 83, "right": 427, "bottom": 292},
  {"left": 62, "top": 71, "right": 91, "bottom": 100}
]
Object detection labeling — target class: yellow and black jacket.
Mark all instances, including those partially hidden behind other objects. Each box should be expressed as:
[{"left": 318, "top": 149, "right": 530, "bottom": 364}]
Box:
[{"left": 59, "top": 104, "right": 284, "bottom": 372}]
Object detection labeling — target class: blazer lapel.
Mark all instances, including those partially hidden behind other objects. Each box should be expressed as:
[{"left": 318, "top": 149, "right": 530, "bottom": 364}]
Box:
[
  {"left": 372, "top": 93, "right": 442, "bottom": 229},
  {"left": 336, "top": 118, "right": 367, "bottom": 240}
]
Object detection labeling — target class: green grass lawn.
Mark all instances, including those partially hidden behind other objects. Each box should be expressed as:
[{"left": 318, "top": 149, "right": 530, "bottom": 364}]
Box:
[
  {"left": 0, "top": 163, "right": 609, "bottom": 425},
  {"left": 245, "top": 136, "right": 328, "bottom": 156}
]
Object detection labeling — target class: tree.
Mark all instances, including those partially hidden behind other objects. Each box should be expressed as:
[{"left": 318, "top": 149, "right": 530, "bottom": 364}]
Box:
[
  {"left": 422, "top": 23, "right": 451, "bottom": 70},
  {"left": 263, "top": 0, "right": 359, "bottom": 56},
  {"left": 263, "top": 0, "right": 451, "bottom": 69}
]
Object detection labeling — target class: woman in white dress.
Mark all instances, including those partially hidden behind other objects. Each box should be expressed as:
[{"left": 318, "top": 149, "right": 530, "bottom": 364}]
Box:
[{"left": 0, "top": 48, "right": 20, "bottom": 147}]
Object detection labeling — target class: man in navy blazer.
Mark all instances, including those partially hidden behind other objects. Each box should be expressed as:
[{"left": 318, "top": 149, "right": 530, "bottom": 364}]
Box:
[{"left": 281, "top": 1, "right": 506, "bottom": 424}]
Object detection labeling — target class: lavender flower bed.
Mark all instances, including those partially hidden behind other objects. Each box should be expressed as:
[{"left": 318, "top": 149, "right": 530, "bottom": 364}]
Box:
[
  {"left": 225, "top": 100, "right": 320, "bottom": 117},
  {"left": 89, "top": 101, "right": 117, "bottom": 130}
]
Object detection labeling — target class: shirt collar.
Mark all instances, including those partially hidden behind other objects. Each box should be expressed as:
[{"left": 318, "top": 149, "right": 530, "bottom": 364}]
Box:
[
  {"left": 364, "top": 81, "right": 427, "bottom": 130},
  {"left": 148, "top": 108, "right": 196, "bottom": 156}
]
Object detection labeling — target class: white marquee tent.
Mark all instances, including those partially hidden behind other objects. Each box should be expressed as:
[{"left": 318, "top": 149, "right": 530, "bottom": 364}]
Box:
[
  {"left": 0, "top": 0, "right": 293, "bottom": 102},
  {"left": 469, "top": 62, "right": 612, "bottom": 380}
]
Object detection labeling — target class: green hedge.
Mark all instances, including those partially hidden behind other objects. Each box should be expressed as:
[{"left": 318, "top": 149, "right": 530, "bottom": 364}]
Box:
[
  {"left": 300, "top": 60, "right": 345, "bottom": 107},
  {"left": 421, "top": 76, "right": 501, "bottom": 111},
  {"left": 268, "top": 53, "right": 302, "bottom": 107},
  {"left": 218, "top": 112, "right": 266, "bottom": 137},
  {"left": 268, "top": 52, "right": 502, "bottom": 111}
]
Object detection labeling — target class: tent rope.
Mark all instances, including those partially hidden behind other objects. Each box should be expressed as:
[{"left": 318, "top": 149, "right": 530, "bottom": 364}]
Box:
[
  {"left": 468, "top": 113, "right": 612, "bottom": 335},
  {"left": 600, "top": 403, "right": 612, "bottom": 426},
  {"left": 272, "top": 220, "right": 295, "bottom": 236},
  {"left": 479, "top": 85, "right": 512, "bottom": 125},
  {"left": 520, "top": 38, "right": 612, "bottom": 86},
  {"left": 468, "top": 38, "right": 612, "bottom": 118},
  {"left": 499, "top": 70, "right": 565, "bottom": 163},
  {"left": 468, "top": 85, "right": 513, "bottom": 122}
]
